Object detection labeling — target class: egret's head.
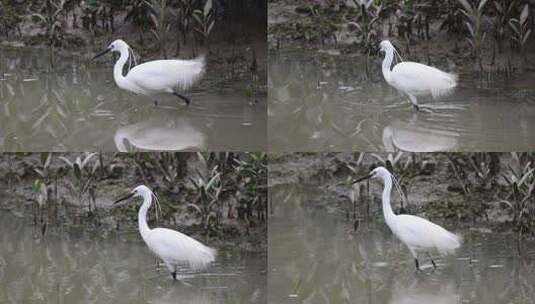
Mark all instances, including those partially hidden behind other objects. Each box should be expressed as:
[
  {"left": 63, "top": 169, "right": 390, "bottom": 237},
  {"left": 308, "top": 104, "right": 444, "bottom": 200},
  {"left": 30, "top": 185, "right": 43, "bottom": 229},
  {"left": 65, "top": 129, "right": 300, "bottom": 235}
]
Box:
[
  {"left": 113, "top": 185, "right": 152, "bottom": 205},
  {"left": 379, "top": 40, "right": 393, "bottom": 53},
  {"left": 92, "top": 39, "right": 129, "bottom": 60},
  {"left": 108, "top": 39, "right": 129, "bottom": 53},
  {"left": 353, "top": 166, "right": 391, "bottom": 184}
]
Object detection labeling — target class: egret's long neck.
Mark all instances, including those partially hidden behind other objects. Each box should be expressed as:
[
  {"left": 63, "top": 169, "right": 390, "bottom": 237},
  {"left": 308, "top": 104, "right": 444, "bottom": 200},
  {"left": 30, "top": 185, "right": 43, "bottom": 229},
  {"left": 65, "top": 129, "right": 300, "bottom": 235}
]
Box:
[
  {"left": 382, "top": 48, "right": 394, "bottom": 84},
  {"left": 382, "top": 175, "right": 396, "bottom": 226},
  {"left": 113, "top": 49, "right": 129, "bottom": 89},
  {"left": 138, "top": 192, "right": 152, "bottom": 239}
]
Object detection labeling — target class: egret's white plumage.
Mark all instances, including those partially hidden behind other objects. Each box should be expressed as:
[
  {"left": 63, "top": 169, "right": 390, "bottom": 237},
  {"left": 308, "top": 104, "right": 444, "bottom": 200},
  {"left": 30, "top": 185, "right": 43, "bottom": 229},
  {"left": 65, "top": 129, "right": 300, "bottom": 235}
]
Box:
[
  {"left": 126, "top": 57, "right": 205, "bottom": 93},
  {"left": 114, "top": 185, "right": 216, "bottom": 279},
  {"left": 380, "top": 40, "right": 458, "bottom": 110},
  {"left": 355, "top": 167, "right": 461, "bottom": 270},
  {"left": 94, "top": 39, "right": 205, "bottom": 105}
]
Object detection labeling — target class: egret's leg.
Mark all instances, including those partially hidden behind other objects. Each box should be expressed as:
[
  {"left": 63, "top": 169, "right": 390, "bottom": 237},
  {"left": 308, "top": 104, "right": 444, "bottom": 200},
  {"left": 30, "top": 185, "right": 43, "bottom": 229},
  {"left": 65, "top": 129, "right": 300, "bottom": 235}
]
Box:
[
  {"left": 409, "top": 248, "right": 420, "bottom": 271},
  {"left": 154, "top": 100, "right": 159, "bottom": 106},
  {"left": 408, "top": 94, "right": 419, "bottom": 111},
  {"left": 173, "top": 92, "right": 191, "bottom": 106},
  {"left": 426, "top": 253, "right": 437, "bottom": 270},
  {"left": 163, "top": 261, "right": 176, "bottom": 280}
]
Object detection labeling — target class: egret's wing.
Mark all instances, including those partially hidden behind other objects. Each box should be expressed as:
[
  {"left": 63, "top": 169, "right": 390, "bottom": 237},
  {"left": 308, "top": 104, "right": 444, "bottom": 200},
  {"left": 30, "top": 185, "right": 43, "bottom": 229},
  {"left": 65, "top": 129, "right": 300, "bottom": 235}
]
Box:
[
  {"left": 127, "top": 56, "right": 205, "bottom": 93},
  {"left": 395, "top": 214, "right": 461, "bottom": 255},
  {"left": 147, "top": 227, "right": 216, "bottom": 269},
  {"left": 392, "top": 62, "right": 457, "bottom": 98}
]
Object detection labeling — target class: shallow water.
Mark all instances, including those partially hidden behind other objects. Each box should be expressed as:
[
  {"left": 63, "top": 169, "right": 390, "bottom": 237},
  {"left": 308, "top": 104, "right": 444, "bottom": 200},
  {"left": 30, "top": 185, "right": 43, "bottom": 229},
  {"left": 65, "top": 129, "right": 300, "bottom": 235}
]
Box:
[
  {"left": 0, "top": 47, "right": 266, "bottom": 152},
  {"left": 0, "top": 212, "right": 266, "bottom": 304},
  {"left": 268, "top": 50, "right": 535, "bottom": 152},
  {"left": 268, "top": 184, "right": 535, "bottom": 304}
]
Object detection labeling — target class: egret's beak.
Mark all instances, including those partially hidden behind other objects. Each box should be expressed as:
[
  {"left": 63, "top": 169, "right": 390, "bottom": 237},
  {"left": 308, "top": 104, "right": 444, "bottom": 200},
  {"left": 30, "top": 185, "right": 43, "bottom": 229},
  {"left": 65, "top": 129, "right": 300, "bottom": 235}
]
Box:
[
  {"left": 352, "top": 173, "right": 373, "bottom": 184},
  {"left": 92, "top": 48, "right": 111, "bottom": 60},
  {"left": 113, "top": 192, "right": 135, "bottom": 205}
]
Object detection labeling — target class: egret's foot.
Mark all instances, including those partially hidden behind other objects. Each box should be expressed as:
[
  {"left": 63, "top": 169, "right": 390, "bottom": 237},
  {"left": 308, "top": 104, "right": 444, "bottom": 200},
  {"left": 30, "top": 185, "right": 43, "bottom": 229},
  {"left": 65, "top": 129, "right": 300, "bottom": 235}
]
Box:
[
  {"left": 171, "top": 271, "right": 177, "bottom": 281},
  {"left": 414, "top": 258, "right": 421, "bottom": 271},
  {"left": 416, "top": 105, "right": 434, "bottom": 114},
  {"left": 173, "top": 92, "right": 191, "bottom": 106},
  {"left": 154, "top": 100, "right": 159, "bottom": 106}
]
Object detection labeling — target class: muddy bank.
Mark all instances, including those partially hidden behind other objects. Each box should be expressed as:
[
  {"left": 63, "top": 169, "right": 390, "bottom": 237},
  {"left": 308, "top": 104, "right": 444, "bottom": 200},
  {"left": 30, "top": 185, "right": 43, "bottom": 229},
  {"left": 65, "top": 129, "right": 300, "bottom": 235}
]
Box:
[
  {"left": 269, "top": 153, "right": 535, "bottom": 236},
  {"left": 268, "top": 0, "right": 535, "bottom": 75},
  {"left": 0, "top": 153, "right": 267, "bottom": 253}
]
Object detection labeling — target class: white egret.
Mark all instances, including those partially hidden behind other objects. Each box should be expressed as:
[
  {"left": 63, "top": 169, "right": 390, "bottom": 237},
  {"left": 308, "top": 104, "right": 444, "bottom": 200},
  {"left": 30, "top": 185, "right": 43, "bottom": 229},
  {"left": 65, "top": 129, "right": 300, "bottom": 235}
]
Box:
[
  {"left": 114, "top": 185, "right": 216, "bottom": 280},
  {"left": 93, "top": 39, "right": 205, "bottom": 106},
  {"left": 379, "top": 40, "right": 458, "bottom": 111},
  {"left": 354, "top": 167, "right": 461, "bottom": 270}
]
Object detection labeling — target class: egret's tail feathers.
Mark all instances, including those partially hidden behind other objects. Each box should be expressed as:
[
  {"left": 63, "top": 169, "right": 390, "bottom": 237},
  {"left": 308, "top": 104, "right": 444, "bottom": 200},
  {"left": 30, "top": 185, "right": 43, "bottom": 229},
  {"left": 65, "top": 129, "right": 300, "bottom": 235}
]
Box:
[
  {"left": 436, "top": 230, "right": 462, "bottom": 255},
  {"left": 188, "top": 244, "right": 217, "bottom": 270},
  {"left": 429, "top": 69, "right": 458, "bottom": 99},
  {"left": 175, "top": 55, "right": 206, "bottom": 91},
  {"left": 194, "top": 54, "right": 206, "bottom": 65}
]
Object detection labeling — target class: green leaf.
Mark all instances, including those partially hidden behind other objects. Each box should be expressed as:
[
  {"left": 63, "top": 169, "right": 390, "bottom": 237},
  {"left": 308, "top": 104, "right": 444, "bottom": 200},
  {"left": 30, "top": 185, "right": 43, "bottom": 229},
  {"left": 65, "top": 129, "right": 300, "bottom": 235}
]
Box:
[
  {"left": 206, "top": 172, "right": 221, "bottom": 190},
  {"left": 31, "top": 13, "right": 47, "bottom": 24},
  {"left": 187, "top": 203, "right": 202, "bottom": 214},
  {"left": 478, "top": 0, "right": 489, "bottom": 12},
  {"left": 207, "top": 20, "right": 215, "bottom": 35},
  {"left": 204, "top": 0, "right": 212, "bottom": 17},
  {"left": 81, "top": 153, "right": 97, "bottom": 169},
  {"left": 149, "top": 13, "right": 158, "bottom": 27},
  {"left": 32, "top": 180, "right": 43, "bottom": 192},
  {"left": 520, "top": 4, "right": 529, "bottom": 25},
  {"left": 192, "top": 11, "right": 203, "bottom": 25},
  {"left": 522, "top": 29, "right": 532, "bottom": 45},
  {"left": 34, "top": 169, "right": 45, "bottom": 178},
  {"left": 73, "top": 164, "right": 82, "bottom": 180},
  {"left": 465, "top": 37, "right": 475, "bottom": 50},
  {"left": 518, "top": 168, "right": 534, "bottom": 186},
  {"left": 494, "top": 2, "right": 503, "bottom": 13},
  {"left": 457, "top": 0, "right": 473, "bottom": 14},
  {"left": 58, "top": 156, "right": 73, "bottom": 168},
  {"left": 465, "top": 21, "right": 475, "bottom": 38},
  {"left": 150, "top": 29, "right": 159, "bottom": 39}
]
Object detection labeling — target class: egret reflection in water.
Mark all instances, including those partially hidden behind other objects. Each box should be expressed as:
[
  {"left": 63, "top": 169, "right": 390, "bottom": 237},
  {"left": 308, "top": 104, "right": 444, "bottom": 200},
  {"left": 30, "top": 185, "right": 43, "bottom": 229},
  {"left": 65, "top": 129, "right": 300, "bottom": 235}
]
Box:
[
  {"left": 114, "top": 117, "right": 205, "bottom": 151},
  {"left": 382, "top": 115, "right": 458, "bottom": 152}
]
